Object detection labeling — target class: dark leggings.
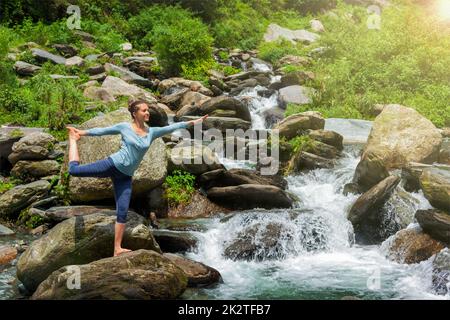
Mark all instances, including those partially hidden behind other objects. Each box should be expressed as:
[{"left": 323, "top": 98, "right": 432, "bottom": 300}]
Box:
[{"left": 68, "top": 157, "right": 132, "bottom": 223}]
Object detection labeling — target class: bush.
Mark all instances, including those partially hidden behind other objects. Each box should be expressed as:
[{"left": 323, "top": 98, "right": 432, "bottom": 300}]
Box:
[
  {"left": 257, "top": 38, "right": 308, "bottom": 64},
  {"left": 212, "top": 1, "right": 267, "bottom": 50},
  {"left": 81, "top": 20, "right": 127, "bottom": 52},
  {"left": 163, "top": 169, "right": 196, "bottom": 207},
  {"left": 151, "top": 10, "right": 213, "bottom": 75},
  {"left": 284, "top": 0, "right": 337, "bottom": 14}
]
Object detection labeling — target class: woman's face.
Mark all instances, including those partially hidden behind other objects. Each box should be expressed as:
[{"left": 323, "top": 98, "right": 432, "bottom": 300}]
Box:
[{"left": 134, "top": 103, "right": 150, "bottom": 122}]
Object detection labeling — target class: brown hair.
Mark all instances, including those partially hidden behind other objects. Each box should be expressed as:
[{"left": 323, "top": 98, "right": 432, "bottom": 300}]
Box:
[{"left": 128, "top": 99, "right": 149, "bottom": 119}]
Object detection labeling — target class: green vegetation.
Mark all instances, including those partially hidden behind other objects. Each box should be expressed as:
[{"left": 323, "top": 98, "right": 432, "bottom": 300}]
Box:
[
  {"left": 163, "top": 169, "right": 196, "bottom": 207},
  {"left": 0, "top": 180, "right": 16, "bottom": 194}
]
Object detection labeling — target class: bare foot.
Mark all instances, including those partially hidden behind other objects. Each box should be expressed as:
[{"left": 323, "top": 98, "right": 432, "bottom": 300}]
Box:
[{"left": 114, "top": 248, "right": 132, "bottom": 257}]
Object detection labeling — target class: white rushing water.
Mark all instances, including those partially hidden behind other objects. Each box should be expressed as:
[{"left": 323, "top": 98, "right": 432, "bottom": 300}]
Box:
[{"left": 180, "top": 66, "right": 449, "bottom": 299}]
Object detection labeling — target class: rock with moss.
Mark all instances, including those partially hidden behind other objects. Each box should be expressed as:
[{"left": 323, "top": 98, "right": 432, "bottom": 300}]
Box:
[
  {"left": 308, "top": 129, "right": 344, "bottom": 151},
  {"left": 31, "top": 250, "right": 187, "bottom": 300},
  {"left": 419, "top": 167, "right": 450, "bottom": 212},
  {"left": 8, "top": 132, "right": 57, "bottom": 165},
  {"left": 416, "top": 209, "right": 450, "bottom": 245},
  {"left": 11, "top": 160, "right": 61, "bottom": 182},
  {"left": 17, "top": 212, "right": 161, "bottom": 292},
  {"left": 0, "top": 180, "right": 51, "bottom": 219},
  {"left": 62, "top": 108, "right": 169, "bottom": 202},
  {"left": 274, "top": 111, "right": 325, "bottom": 140}
]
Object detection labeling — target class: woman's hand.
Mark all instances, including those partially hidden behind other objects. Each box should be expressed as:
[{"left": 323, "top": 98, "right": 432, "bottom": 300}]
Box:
[
  {"left": 66, "top": 126, "right": 87, "bottom": 136},
  {"left": 189, "top": 114, "right": 208, "bottom": 126}
]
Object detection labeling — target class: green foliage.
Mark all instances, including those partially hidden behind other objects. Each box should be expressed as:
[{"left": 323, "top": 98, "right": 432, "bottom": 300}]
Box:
[
  {"left": 0, "top": 180, "right": 16, "bottom": 194},
  {"left": 304, "top": 0, "right": 450, "bottom": 127},
  {"left": 163, "top": 169, "right": 196, "bottom": 207},
  {"left": 53, "top": 171, "right": 71, "bottom": 206},
  {"left": 81, "top": 20, "right": 127, "bottom": 52},
  {"left": 257, "top": 38, "right": 308, "bottom": 64},
  {"left": 15, "top": 18, "right": 80, "bottom": 46},
  {"left": 212, "top": 1, "right": 267, "bottom": 50},
  {"left": 17, "top": 208, "right": 45, "bottom": 229},
  {"left": 286, "top": 135, "right": 315, "bottom": 154},
  {"left": 284, "top": 0, "right": 337, "bottom": 14}
]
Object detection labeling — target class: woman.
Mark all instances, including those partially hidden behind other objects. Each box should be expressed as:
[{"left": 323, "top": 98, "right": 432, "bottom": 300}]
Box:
[{"left": 66, "top": 100, "right": 208, "bottom": 256}]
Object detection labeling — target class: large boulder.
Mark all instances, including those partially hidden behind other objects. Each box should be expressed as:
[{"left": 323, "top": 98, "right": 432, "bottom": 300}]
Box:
[
  {"left": 206, "top": 184, "right": 293, "bottom": 210},
  {"left": 199, "top": 96, "right": 251, "bottom": 122},
  {"left": 42, "top": 205, "right": 116, "bottom": 224},
  {"left": 101, "top": 76, "right": 156, "bottom": 103},
  {"left": 419, "top": 167, "right": 450, "bottom": 212},
  {"left": 17, "top": 212, "right": 161, "bottom": 292},
  {"left": 278, "top": 85, "right": 315, "bottom": 107},
  {"left": 31, "top": 250, "right": 187, "bottom": 299},
  {"left": 83, "top": 86, "right": 116, "bottom": 103},
  {"left": 352, "top": 151, "right": 389, "bottom": 192},
  {"left": 348, "top": 175, "right": 401, "bottom": 244},
  {"left": 383, "top": 226, "right": 445, "bottom": 264},
  {"left": 180, "top": 116, "right": 251, "bottom": 133},
  {"left": 163, "top": 253, "right": 222, "bottom": 288},
  {"left": 11, "top": 160, "right": 60, "bottom": 182},
  {"left": 167, "top": 142, "right": 224, "bottom": 176},
  {"left": 274, "top": 111, "right": 325, "bottom": 140},
  {"left": 416, "top": 209, "right": 450, "bottom": 244},
  {"left": 264, "top": 23, "right": 319, "bottom": 44},
  {"left": 353, "top": 104, "right": 442, "bottom": 190},
  {"left": 63, "top": 108, "right": 168, "bottom": 202},
  {"left": 0, "top": 127, "right": 44, "bottom": 171},
  {"left": 8, "top": 132, "right": 57, "bottom": 165},
  {"left": 198, "top": 168, "right": 288, "bottom": 190},
  {"left": 0, "top": 180, "right": 50, "bottom": 219},
  {"left": 432, "top": 248, "right": 450, "bottom": 295},
  {"left": 165, "top": 190, "right": 231, "bottom": 219},
  {"left": 439, "top": 138, "right": 450, "bottom": 164}
]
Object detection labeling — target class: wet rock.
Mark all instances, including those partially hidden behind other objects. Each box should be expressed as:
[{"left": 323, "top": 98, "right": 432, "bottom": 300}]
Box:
[
  {"left": 207, "top": 184, "right": 293, "bottom": 210},
  {"left": 432, "top": 248, "right": 450, "bottom": 295},
  {"left": 352, "top": 150, "right": 389, "bottom": 193},
  {"left": 198, "top": 168, "right": 288, "bottom": 190},
  {"left": 286, "top": 151, "right": 334, "bottom": 174},
  {"left": 152, "top": 230, "right": 198, "bottom": 253},
  {"left": 163, "top": 253, "right": 222, "bottom": 288},
  {"left": 384, "top": 226, "right": 445, "bottom": 264},
  {"left": 0, "top": 224, "right": 15, "bottom": 236},
  {"left": 401, "top": 162, "right": 433, "bottom": 192},
  {"left": 31, "top": 250, "right": 187, "bottom": 299},
  {"left": 17, "top": 212, "right": 161, "bottom": 292},
  {"left": 274, "top": 111, "right": 325, "bottom": 140},
  {"left": 308, "top": 129, "right": 343, "bottom": 151},
  {"left": 0, "top": 245, "right": 18, "bottom": 265},
  {"left": 416, "top": 209, "right": 450, "bottom": 244},
  {"left": 420, "top": 167, "right": 450, "bottom": 212},
  {"left": 348, "top": 176, "right": 401, "bottom": 244}
]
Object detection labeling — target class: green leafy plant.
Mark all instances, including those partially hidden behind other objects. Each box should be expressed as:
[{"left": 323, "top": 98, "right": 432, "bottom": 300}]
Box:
[{"left": 163, "top": 169, "right": 196, "bottom": 207}]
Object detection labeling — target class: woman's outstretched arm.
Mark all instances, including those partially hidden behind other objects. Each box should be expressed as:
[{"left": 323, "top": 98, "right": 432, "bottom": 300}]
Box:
[
  {"left": 151, "top": 115, "right": 209, "bottom": 139},
  {"left": 67, "top": 123, "right": 126, "bottom": 137}
]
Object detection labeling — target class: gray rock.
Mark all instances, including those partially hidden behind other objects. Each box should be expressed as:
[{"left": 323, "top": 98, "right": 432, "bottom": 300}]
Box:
[
  {"left": 17, "top": 212, "right": 161, "bottom": 292},
  {"left": 8, "top": 132, "right": 56, "bottom": 165},
  {"left": 308, "top": 129, "right": 343, "bottom": 151},
  {"left": 264, "top": 23, "right": 319, "bottom": 44},
  {"left": 31, "top": 250, "right": 187, "bottom": 299},
  {"left": 104, "top": 63, "right": 151, "bottom": 87},
  {"left": 31, "top": 48, "right": 66, "bottom": 65},
  {"left": 65, "top": 56, "right": 84, "bottom": 67},
  {"left": 52, "top": 44, "right": 78, "bottom": 57},
  {"left": 0, "top": 224, "right": 15, "bottom": 237},
  {"left": 180, "top": 116, "right": 251, "bottom": 133},
  {"left": 43, "top": 205, "right": 116, "bottom": 223},
  {"left": 11, "top": 160, "right": 61, "bottom": 182},
  {"left": 274, "top": 111, "right": 325, "bottom": 140},
  {"left": 0, "top": 180, "right": 51, "bottom": 218},
  {"left": 13, "top": 61, "right": 41, "bottom": 76},
  {"left": 86, "top": 64, "right": 105, "bottom": 75},
  {"left": 101, "top": 76, "right": 156, "bottom": 103}
]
